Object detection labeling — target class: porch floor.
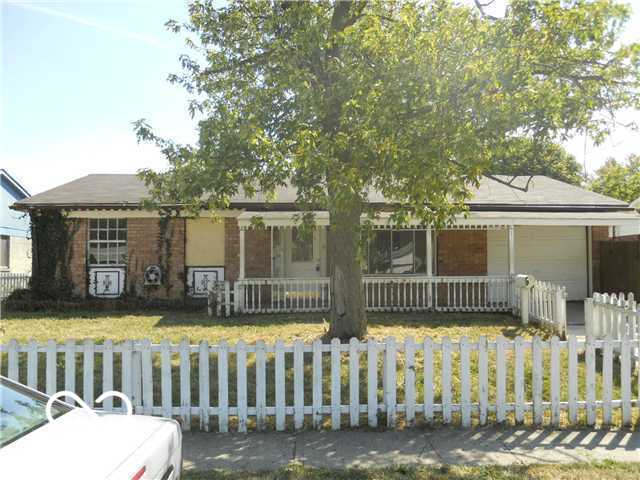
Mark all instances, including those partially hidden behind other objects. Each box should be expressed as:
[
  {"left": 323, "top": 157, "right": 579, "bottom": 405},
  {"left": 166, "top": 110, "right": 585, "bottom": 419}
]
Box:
[{"left": 566, "top": 301, "right": 586, "bottom": 338}]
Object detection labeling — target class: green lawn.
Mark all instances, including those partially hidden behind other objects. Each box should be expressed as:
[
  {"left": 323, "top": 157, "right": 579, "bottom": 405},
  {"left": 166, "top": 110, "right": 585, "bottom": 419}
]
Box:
[
  {"left": 1, "top": 310, "right": 543, "bottom": 344},
  {"left": 183, "top": 462, "right": 640, "bottom": 480}
]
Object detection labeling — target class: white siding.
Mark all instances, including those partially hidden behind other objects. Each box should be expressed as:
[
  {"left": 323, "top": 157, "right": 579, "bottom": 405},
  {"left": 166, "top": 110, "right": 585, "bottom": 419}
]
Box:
[{"left": 488, "top": 226, "right": 588, "bottom": 300}]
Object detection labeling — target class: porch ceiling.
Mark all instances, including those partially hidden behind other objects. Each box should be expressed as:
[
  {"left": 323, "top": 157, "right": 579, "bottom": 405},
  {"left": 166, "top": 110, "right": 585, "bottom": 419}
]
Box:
[{"left": 236, "top": 210, "right": 640, "bottom": 229}]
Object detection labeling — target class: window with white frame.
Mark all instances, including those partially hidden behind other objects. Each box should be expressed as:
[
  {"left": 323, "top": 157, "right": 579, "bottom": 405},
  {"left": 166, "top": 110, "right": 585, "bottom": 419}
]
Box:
[
  {"left": 363, "top": 229, "right": 428, "bottom": 275},
  {"left": 88, "top": 219, "right": 127, "bottom": 265},
  {"left": 0, "top": 235, "right": 9, "bottom": 269}
]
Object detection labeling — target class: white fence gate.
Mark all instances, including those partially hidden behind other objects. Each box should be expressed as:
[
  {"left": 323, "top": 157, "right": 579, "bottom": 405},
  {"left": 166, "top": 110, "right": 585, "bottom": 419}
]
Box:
[
  {"left": 514, "top": 279, "right": 567, "bottom": 336},
  {"left": 0, "top": 273, "right": 30, "bottom": 300},
  {"left": 2, "top": 335, "right": 638, "bottom": 432}
]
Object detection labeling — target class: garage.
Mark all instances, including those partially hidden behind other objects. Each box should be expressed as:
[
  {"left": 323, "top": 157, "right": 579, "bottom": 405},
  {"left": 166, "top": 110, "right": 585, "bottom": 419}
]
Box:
[{"left": 487, "top": 226, "right": 588, "bottom": 300}]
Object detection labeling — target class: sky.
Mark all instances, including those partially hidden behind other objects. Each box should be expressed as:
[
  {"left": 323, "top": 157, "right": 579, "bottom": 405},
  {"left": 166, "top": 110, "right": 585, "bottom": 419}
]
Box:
[{"left": 1, "top": 0, "right": 640, "bottom": 195}]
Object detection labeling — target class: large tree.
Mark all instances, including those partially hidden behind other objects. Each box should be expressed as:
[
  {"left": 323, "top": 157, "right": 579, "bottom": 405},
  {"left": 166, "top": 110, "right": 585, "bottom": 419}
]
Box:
[
  {"left": 136, "top": 0, "right": 639, "bottom": 339},
  {"left": 590, "top": 154, "right": 640, "bottom": 202}
]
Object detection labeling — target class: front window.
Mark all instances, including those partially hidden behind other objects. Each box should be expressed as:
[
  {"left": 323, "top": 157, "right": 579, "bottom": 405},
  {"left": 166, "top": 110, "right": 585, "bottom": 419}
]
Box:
[
  {"left": 0, "top": 378, "right": 70, "bottom": 447},
  {"left": 365, "top": 230, "right": 428, "bottom": 275},
  {"left": 0, "top": 235, "right": 9, "bottom": 269},
  {"left": 291, "top": 228, "right": 313, "bottom": 262},
  {"left": 88, "top": 219, "right": 127, "bottom": 265}
]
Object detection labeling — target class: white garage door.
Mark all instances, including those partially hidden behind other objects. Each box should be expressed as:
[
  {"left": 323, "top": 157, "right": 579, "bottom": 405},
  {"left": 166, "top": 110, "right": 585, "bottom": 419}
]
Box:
[{"left": 487, "top": 226, "right": 588, "bottom": 300}]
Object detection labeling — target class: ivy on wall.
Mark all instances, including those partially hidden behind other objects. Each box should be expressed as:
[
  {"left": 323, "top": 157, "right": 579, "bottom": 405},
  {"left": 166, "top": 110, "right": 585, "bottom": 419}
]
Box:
[{"left": 29, "top": 210, "right": 79, "bottom": 299}]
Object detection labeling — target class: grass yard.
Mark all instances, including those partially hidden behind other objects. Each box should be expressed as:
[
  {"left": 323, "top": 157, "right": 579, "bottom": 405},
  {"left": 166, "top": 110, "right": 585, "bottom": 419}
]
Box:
[
  {"left": 183, "top": 462, "right": 640, "bottom": 480},
  {"left": 1, "top": 310, "right": 544, "bottom": 343}
]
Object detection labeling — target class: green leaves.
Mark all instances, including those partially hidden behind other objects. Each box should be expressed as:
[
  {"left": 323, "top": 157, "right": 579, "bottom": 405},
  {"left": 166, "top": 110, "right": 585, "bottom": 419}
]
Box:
[
  {"left": 137, "top": 0, "right": 639, "bottom": 226},
  {"left": 590, "top": 155, "right": 640, "bottom": 203}
]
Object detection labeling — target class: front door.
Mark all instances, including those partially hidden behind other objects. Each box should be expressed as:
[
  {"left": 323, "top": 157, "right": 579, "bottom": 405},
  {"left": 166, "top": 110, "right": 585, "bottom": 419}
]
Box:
[{"left": 286, "top": 228, "right": 322, "bottom": 277}]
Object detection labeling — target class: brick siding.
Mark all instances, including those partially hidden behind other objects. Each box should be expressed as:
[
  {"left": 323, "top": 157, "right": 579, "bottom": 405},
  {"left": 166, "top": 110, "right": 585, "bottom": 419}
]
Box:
[
  {"left": 436, "top": 230, "right": 487, "bottom": 275},
  {"left": 126, "top": 218, "right": 185, "bottom": 299},
  {"left": 245, "top": 228, "right": 271, "bottom": 278},
  {"left": 224, "top": 217, "right": 240, "bottom": 282}
]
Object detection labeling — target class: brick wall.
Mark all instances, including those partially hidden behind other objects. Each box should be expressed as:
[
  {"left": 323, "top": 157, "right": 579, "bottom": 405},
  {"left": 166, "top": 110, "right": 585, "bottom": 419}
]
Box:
[
  {"left": 68, "top": 218, "right": 87, "bottom": 298},
  {"left": 224, "top": 217, "right": 240, "bottom": 282},
  {"left": 127, "top": 218, "right": 185, "bottom": 299},
  {"left": 436, "top": 230, "right": 487, "bottom": 275},
  {"left": 591, "top": 226, "right": 609, "bottom": 293},
  {"left": 245, "top": 229, "right": 271, "bottom": 278}
]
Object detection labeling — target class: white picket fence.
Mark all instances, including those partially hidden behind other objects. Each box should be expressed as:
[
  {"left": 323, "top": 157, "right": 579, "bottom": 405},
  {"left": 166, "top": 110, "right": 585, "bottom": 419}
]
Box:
[
  {"left": 585, "top": 293, "right": 640, "bottom": 358},
  {"left": 2, "top": 335, "right": 638, "bottom": 432},
  {"left": 234, "top": 277, "right": 331, "bottom": 313},
  {"left": 363, "top": 276, "right": 512, "bottom": 312},
  {"left": 0, "top": 273, "right": 30, "bottom": 300},
  {"left": 230, "top": 275, "right": 512, "bottom": 315},
  {"left": 513, "top": 279, "right": 567, "bottom": 336}
]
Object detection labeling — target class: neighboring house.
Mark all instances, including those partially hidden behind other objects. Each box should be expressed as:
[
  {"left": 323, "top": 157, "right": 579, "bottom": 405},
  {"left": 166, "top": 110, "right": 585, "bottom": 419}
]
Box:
[
  {"left": 1, "top": 170, "right": 31, "bottom": 273},
  {"left": 11, "top": 174, "right": 640, "bottom": 305},
  {"left": 613, "top": 196, "right": 640, "bottom": 239}
]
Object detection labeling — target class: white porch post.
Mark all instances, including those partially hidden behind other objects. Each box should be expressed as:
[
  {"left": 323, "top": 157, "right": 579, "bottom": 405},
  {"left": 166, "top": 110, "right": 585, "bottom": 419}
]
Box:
[
  {"left": 426, "top": 229, "right": 433, "bottom": 276},
  {"left": 507, "top": 225, "right": 516, "bottom": 276},
  {"left": 239, "top": 228, "right": 246, "bottom": 279},
  {"left": 587, "top": 226, "right": 593, "bottom": 296},
  {"left": 508, "top": 225, "right": 516, "bottom": 311},
  {"left": 426, "top": 229, "right": 434, "bottom": 309}
]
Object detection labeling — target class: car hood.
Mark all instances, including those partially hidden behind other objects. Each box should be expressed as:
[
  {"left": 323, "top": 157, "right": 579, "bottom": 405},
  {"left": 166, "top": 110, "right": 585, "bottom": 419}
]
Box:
[{"left": 0, "top": 409, "right": 177, "bottom": 479}]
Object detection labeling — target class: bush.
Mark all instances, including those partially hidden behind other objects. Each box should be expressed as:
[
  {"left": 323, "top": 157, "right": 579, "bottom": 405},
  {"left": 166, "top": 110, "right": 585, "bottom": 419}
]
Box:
[{"left": 2, "top": 288, "right": 205, "bottom": 313}]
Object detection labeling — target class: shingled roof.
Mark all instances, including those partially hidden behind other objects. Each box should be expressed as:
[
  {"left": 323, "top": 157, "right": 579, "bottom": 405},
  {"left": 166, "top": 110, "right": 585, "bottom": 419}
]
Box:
[{"left": 13, "top": 173, "right": 630, "bottom": 212}]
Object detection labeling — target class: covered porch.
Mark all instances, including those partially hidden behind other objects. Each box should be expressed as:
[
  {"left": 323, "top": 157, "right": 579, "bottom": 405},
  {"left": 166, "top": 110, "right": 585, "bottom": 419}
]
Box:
[{"left": 229, "top": 209, "right": 635, "bottom": 315}]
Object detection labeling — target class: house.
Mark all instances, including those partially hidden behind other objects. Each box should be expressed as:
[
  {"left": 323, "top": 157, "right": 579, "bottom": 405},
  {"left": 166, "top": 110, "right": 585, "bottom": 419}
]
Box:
[
  {"left": 11, "top": 174, "right": 640, "bottom": 310},
  {"left": 1, "top": 170, "right": 31, "bottom": 274},
  {"left": 613, "top": 196, "right": 640, "bottom": 239}
]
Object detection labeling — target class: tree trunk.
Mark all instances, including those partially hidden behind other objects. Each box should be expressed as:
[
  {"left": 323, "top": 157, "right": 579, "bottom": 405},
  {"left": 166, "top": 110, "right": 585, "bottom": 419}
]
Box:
[{"left": 326, "top": 207, "right": 367, "bottom": 340}]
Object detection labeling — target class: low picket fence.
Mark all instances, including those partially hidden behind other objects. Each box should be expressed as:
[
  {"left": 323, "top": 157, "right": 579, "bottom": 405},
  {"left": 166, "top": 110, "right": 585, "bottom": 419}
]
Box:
[
  {"left": 233, "top": 277, "right": 331, "bottom": 313},
  {"left": 2, "top": 335, "right": 638, "bottom": 432},
  {"left": 585, "top": 293, "right": 640, "bottom": 359},
  {"left": 513, "top": 279, "right": 567, "bottom": 336},
  {"left": 0, "top": 273, "right": 30, "bottom": 300},
  {"left": 229, "top": 275, "right": 513, "bottom": 315},
  {"left": 363, "top": 275, "right": 512, "bottom": 313}
]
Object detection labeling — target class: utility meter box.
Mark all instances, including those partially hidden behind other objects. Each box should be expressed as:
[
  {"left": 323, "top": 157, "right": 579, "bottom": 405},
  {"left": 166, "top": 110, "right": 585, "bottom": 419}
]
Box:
[{"left": 514, "top": 274, "right": 535, "bottom": 289}]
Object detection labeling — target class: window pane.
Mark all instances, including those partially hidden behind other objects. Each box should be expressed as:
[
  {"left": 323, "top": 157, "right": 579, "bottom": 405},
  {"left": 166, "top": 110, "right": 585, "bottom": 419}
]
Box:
[
  {"left": 369, "top": 230, "right": 391, "bottom": 274},
  {"left": 89, "top": 219, "right": 127, "bottom": 265},
  {"left": 1, "top": 236, "right": 10, "bottom": 268},
  {"left": 291, "top": 229, "right": 313, "bottom": 262},
  {"left": 392, "top": 231, "right": 414, "bottom": 274},
  {"left": 414, "top": 231, "right": 427, "bottom": 273},
  {"left": 89, "top": 219, "right": 98, "bottom": 229},
  {"left": 88, "top": 243, "right": 98, "bottom": 265},
  {"left": 118, "top": 245, "right": 128, "bottom": 265}
]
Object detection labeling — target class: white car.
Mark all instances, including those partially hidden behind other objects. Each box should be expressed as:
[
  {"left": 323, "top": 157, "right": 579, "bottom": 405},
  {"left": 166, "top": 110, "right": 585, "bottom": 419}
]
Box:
[{"left": 0, "top": 376, "right": 182, "bottom": 479}]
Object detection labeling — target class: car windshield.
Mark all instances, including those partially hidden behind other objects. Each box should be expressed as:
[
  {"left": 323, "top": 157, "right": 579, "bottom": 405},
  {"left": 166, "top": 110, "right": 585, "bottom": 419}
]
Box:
[{"left": 0, "top": 378, "right": 70, "bottom": 447}]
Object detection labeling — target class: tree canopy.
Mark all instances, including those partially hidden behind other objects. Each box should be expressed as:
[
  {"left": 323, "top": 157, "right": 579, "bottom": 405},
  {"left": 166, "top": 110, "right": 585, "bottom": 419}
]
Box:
[
  {"left": 590, "top": 154, "right": 640, "bottom": 203},
  {"left": 489, "top": 138, "right": 583, "bottom": 185},
  {"left": 136, "top": 0, "right": 640, "bottom": 338}
]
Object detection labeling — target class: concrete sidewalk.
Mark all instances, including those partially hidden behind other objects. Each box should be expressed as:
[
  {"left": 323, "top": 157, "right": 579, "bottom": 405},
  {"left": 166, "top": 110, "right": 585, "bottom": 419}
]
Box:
[{"left": 182, "top": 427, "right": 640, "bottom": 472}]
